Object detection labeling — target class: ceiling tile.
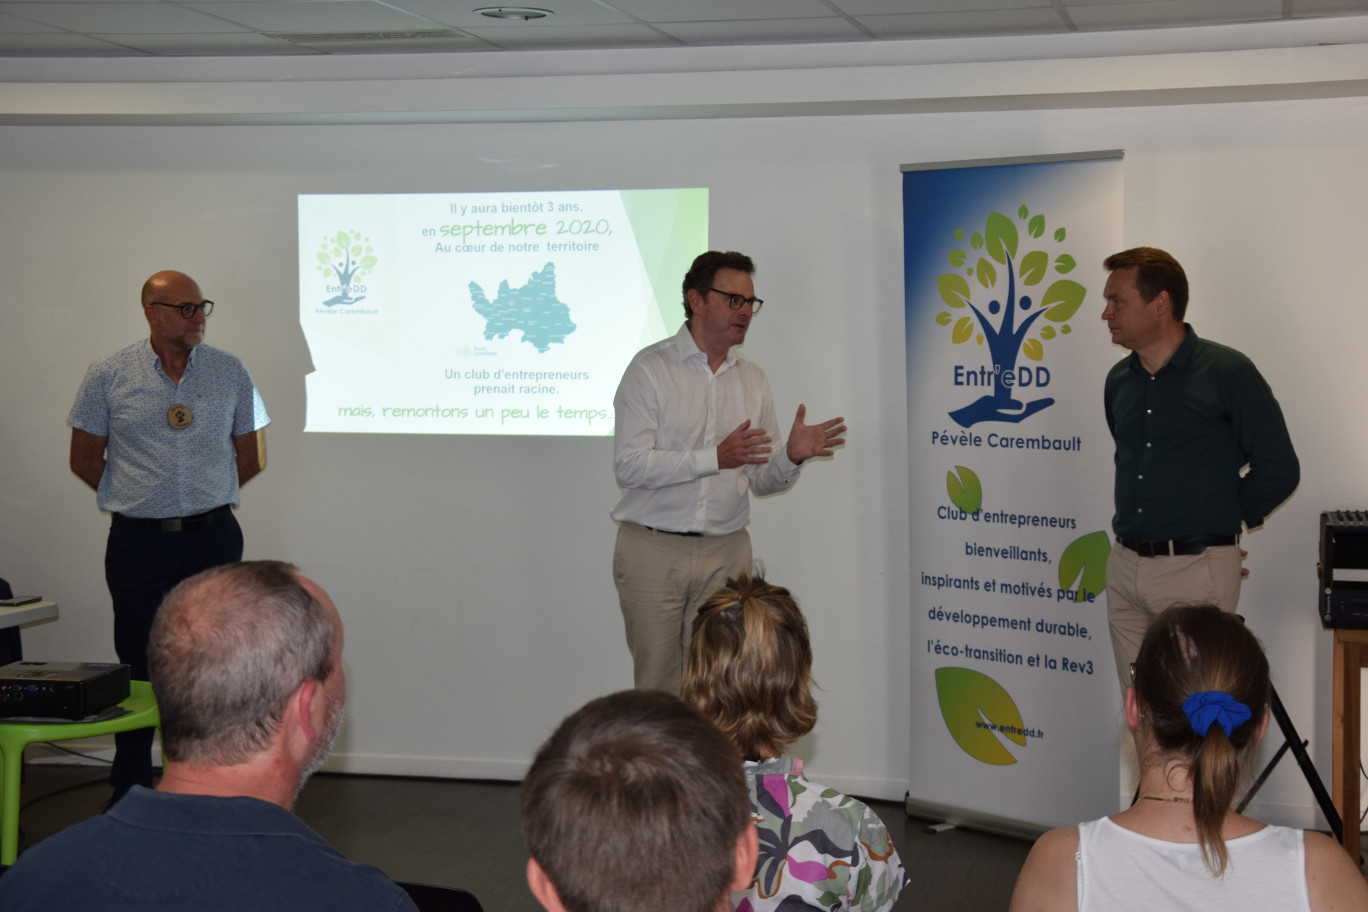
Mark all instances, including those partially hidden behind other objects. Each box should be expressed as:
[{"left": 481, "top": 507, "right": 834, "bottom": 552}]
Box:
[
  {"left": 0, "top": 32, "right": 147, "bottom": 53},
  {"left": 286, "top": 33, "right": 488, "bottom": 53},
  {"left": 1, "top": 2, "right": 248, "bottom": 33},
  {"left": 0, "top": 11, "right": 66, "bottom": 33},
  {"left": 1290, "top": 0, "right": 1368, "bottom": 12},
  {"left": 105, "top": 31, "right": 320, "bottom": 55},
  {"left": 602, "top": 0, "right": 835, "bottom": 24},
  {"left": 856, "top": 8, "right": 1070, "bottom": 38},
  {"left": 834, "top": 0, "right": 1051, "bottom": 13},
  {"left": 1066, "top": 0, "right": 1281, "bottom": 30},
  {"left": 184, "top": 0, "right": 436, "bottom": 32},
  {"left": 658, "top": 18, "right": 869, "bottom": 45}
]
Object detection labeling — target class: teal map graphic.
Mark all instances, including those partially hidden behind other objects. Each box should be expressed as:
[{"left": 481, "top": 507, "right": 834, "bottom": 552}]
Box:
[{"left": 468, "top": 262, "right": 576, "bottom": 353}]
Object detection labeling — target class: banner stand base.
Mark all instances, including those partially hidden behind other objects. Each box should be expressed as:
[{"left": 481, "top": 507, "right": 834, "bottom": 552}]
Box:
[{"left": 904, "top": 792, "right": 1047, "bottom": 843}]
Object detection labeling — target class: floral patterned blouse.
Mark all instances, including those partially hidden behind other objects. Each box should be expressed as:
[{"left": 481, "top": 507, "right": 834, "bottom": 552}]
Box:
[{"left": 733, "top": 757, "right": 909, "bottom": 912}]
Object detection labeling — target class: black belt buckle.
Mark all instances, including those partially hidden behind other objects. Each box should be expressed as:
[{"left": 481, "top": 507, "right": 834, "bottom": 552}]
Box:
[
  {"left": 161, "top": 518, "right": 183, "bottom": 532},
  {"left": 1171, "top": 538, "right": 1207, "bottom": 556},
  {"left": 1141, "top": 539, "right": 1169, "bottom": 557},
  {"left": 1119, "top": 536, "right": 1172, "bottom": 557}
]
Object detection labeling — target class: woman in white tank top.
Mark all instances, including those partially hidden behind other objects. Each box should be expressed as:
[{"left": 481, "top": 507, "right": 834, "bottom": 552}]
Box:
[{"left": 1008, "top": 606, "right": 1367, "bottom": 912}]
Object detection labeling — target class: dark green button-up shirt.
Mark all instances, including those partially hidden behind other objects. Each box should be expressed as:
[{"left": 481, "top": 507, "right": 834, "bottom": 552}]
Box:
[{"left": 1104, "top": 325, "right": 1299, "bottom": 540}]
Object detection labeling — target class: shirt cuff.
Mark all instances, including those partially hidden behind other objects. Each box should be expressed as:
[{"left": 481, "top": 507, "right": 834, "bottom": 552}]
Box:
[
  {"left": 694, "top": 447, "right": 719, "bottom": 477},
  {"left": 773, "top": 444, "right": 800, "bottom": 477}
]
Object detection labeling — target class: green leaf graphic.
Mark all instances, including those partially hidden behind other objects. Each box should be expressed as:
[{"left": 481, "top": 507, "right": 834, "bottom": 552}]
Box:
[
  {"left": 1027, "top": 214, "right": 1045, "bottom": 239},
  {"left": 937, "top": 273, "right": 971, "bottom": 308},
  {"left": 1041, "top": 279, "right": 1086, "bottom": 322},
  {"left": 1019, "top": 250, "right": 1048, "bottom": 286},
  {"left": 976, "top": 257, "right": 997, "bottom": 289},
  {"left": 985, "top": 211, "right": 1018, "bottom": 264},
  {"left": 935, "top": 311, "right": 952, "bottom": 326},
  {"left": 1054, "top": 254, "right": 1076, "bottom": 274},
  {"left": 949, "top": 249, "right": 966, "bottom": 267},
  {"left": 1054, "top": 227, "right": 1066, "bottom": 242},
  {"left": 1057, "top": 531, "right": 1112, "bottom": 603},
  {"left": 946, "top": 465, "right": 982, "bottom": 513},
  {"left": 952, "top": 316, "right": 974, "bottom": 344},
  {"left": 935, "top": 667, "right": 1025, "bottom": 765},
  {"left": 1021, "top": 338, "right": 1043, "bottom": 361}
]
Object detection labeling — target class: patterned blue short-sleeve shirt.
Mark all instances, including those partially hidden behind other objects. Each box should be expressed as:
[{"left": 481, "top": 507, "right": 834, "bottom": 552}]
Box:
[{"left": 68, "top": 339, "right": 270, "bottom": 518}]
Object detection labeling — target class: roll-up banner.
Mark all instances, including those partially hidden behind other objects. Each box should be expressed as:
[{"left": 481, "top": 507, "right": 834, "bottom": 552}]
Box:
[{"left": 903, "top": 153, "right": 1124, "bottom": 834}]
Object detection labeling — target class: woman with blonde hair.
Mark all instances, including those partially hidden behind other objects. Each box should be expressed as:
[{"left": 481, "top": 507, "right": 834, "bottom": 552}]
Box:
[
  {"left": 1010, "top": 605, "right": 1368, "bottom": 911},
  {"left": 684, "top": 574, "right": 907, "bottom": 912}
]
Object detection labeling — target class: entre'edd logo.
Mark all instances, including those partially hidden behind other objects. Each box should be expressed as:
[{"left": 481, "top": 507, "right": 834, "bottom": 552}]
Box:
[
  {"left": 314, "top": 230, "right": 376, "bottom": 307},
  {"left": 934, "top": 207, "right": 1087, "bottom": 429}
]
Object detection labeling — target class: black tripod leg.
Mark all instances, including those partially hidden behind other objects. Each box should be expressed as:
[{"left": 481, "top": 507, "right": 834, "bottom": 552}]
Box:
[{"left": 1268, "top": 683, "right": 1344, "bottom": 845}]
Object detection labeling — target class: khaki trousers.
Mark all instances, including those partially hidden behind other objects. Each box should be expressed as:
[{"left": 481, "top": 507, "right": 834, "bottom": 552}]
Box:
[
  {"left": 1105, "top": 542, "right": 1242, "bottom": 692},
  {"left": 612, "top": 522, "right": 752, "bottom": 695}
]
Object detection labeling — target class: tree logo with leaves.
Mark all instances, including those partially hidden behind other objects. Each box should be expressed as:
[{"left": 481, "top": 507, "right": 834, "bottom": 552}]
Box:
[
  {"left": 315, "top": 230, "right": 377, "bottom": 307},
  {"left": 934, "top": 207, "right": 1087, "bottom": 428}
]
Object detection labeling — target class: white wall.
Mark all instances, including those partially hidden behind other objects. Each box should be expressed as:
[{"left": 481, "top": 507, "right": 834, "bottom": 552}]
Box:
[{"left": 1, "top": 28, "right": 1366, "bottom": 825}]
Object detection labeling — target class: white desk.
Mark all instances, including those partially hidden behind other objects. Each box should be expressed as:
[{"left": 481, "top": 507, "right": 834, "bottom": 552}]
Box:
[{"left": 0, "top": 601, "right": 58, "bottom": 631}]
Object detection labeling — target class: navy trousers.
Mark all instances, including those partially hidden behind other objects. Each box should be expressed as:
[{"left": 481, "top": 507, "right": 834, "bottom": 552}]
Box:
[{"left": 105, "top": 511, "right": 243, "bottom": 791}]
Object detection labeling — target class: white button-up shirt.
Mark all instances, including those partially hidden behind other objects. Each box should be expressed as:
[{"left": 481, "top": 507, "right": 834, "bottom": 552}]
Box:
[{"left": 611, "top": 324, "right": 799, "bottom": 535}]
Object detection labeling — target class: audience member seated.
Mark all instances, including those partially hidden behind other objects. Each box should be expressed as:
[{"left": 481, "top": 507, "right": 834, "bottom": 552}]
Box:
[
  {"left": 520, "top": 689, "right": 757, "bottom": 912},
  {"left": 1009, "top": 604, "right": 1368, "bottom": 911},
  {"left": 683, "top": 575, "right": 908, "bottom": 912},
  {"left": 0, "top": 560, "right": 418, "bottom": 912}
]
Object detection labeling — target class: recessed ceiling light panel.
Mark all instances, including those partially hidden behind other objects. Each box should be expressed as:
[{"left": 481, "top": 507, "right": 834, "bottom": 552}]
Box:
[{"left": 475, "top": 7, "right": 554, "bottom": 21}]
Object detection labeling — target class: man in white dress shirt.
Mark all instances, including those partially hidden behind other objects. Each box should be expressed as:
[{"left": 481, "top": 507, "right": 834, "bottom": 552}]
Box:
[{"left": 610, "top": 250, "right": 846, "bottom": 694}]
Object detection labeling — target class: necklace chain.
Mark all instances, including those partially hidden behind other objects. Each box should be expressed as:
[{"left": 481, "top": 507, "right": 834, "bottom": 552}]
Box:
[{"left": 1138, "top": 795, "right": 1193, "bottom": 804}]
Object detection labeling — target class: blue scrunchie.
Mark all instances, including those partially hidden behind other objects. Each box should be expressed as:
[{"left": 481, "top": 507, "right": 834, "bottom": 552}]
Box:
[{"left": 1182, "top": 691, "right": 1252, "bottom": 738}]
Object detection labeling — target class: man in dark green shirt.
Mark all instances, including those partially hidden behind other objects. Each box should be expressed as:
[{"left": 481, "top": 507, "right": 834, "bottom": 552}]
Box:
[{"left": 1101, "top": 247, "right": 1299, "bottom": 689}]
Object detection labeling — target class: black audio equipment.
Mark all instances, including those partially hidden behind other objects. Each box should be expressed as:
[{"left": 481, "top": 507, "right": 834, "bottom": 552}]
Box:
[{"left": 1318, "top": 510, "right": 1368, "bottom": 629}]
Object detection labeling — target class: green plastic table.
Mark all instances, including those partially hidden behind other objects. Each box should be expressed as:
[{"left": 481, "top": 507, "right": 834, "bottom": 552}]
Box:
[{"left": 0, "top": 680, "right": 159, "bottom": 863}]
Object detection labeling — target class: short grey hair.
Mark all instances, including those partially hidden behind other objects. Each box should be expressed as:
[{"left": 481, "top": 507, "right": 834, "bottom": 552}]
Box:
[{"left": 149, "top": 560, "right": 335, "bottom": 766}]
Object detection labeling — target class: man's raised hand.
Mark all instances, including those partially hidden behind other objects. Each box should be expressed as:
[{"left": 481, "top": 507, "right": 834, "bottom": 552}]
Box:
[
  {"left": 786, "top": 404, "right": 847, "bottom": 464},
  {"left": 717, "top": 419, "right": 773, "bottom": 469}
]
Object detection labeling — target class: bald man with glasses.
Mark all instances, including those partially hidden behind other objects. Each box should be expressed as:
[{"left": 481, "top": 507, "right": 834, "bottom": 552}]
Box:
[
  {"left": 610, "top": 250, "right": 845, "bottom": 694},
  {"left": 68, "top": 269, "right": 270, "bottom": 807}
]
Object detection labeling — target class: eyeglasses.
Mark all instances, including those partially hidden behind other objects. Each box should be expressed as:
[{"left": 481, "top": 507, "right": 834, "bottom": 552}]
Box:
[
  {"left": 149, "top": 300, "right": 214, "bottom": 319},
  {"left": 706, "top": 288, "right": 764, "bottom": 314}
]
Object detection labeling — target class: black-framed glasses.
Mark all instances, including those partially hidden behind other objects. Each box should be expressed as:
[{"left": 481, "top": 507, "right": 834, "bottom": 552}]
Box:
[
  {"left": 706, "top": 288, "right": 763, "bottom": 314},
  {"left": 150, "top": 300, "right": 214, "bottom": 319}
]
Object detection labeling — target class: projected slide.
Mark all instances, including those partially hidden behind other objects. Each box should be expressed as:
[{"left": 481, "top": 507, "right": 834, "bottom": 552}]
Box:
[{"left": 298, "top": 189, "right": 707, "bottom": 435}]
